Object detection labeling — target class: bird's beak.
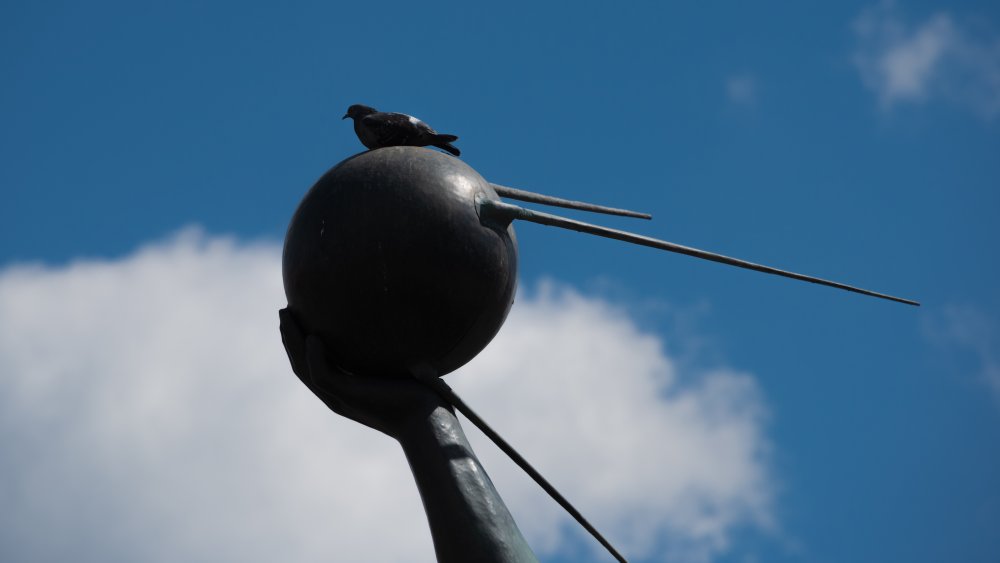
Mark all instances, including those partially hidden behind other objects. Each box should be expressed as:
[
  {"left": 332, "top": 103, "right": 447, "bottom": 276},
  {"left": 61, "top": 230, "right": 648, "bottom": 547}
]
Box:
[{"left": 341, "top": 114, "right": 349, "bottom": 120}]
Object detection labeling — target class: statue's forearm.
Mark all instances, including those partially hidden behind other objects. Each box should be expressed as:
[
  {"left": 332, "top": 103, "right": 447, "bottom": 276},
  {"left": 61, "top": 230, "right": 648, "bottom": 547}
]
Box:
[{"left": 399, "top": 404, "right": 539, "bottom": 563}]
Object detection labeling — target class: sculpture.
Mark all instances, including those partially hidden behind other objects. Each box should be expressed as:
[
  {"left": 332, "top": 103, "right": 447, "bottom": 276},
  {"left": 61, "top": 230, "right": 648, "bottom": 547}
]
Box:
[{"left": 281, "top": 146, "right": 917, "bottom": 562}]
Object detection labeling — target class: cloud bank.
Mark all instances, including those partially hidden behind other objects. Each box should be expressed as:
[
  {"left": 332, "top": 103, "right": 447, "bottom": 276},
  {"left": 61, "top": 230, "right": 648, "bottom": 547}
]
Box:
[
  {"left": 0, "top": 228, "right": 773, "bottom": 562},
  {"left": 852, "top": 1, "right": 1000, "bottom": 118}
]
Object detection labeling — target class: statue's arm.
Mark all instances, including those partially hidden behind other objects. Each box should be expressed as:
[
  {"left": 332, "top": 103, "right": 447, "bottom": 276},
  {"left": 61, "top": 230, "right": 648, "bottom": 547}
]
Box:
[
  {"left": 399, "top": 400, "right": 538, "bottom": 563},
  {"left": 279, "top": 309, "right": 538, "bottom": 563}
]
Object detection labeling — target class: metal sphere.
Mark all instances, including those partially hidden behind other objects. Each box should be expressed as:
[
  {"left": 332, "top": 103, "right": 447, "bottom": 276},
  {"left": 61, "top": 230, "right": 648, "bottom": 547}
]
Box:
[{"left": 282, "top": 147, "right": 518, "bottom": 377}]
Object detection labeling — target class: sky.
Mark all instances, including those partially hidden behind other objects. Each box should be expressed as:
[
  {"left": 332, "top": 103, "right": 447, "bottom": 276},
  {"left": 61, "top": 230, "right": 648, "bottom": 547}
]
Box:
[{"left": 1, "top": 1, "right": 998, "bottom": 562}]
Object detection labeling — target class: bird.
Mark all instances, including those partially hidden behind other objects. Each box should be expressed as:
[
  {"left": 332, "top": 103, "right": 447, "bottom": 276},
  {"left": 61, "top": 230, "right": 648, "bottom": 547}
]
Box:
[{"left": 342, "top": 104, "right": 461, "bottom": 156}]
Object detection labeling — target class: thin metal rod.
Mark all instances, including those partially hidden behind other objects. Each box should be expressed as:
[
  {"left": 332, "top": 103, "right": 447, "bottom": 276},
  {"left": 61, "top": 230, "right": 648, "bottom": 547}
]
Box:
[
  {"left": 479, "top": 198, "right": 919, "bottom": 307},
  {"left": 491, "top": 183, "right": 652, "bottom": 220},
  {"left": 413, "top": 372, "right": 629, "bottom": 563}
]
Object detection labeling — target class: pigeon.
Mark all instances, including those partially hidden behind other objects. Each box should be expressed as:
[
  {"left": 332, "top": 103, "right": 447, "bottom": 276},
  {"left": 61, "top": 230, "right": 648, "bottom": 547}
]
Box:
[{"left": 342, "top": 104, "right": 461, "bottom": 156}]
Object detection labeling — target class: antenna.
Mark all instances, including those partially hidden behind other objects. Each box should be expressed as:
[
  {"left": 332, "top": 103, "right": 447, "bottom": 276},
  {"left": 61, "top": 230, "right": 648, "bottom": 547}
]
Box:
[
  {"left": 491, "top": 183, "right": 652, "bottom": 220},
  {"left": 479, "top": 196, "right": 919, "bottom": 307}
]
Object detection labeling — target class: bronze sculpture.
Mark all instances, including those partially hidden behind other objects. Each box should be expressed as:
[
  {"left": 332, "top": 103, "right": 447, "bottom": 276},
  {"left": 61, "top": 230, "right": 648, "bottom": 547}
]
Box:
[{"left": 280, "top": 146, "right": 917, "bottom": 562}]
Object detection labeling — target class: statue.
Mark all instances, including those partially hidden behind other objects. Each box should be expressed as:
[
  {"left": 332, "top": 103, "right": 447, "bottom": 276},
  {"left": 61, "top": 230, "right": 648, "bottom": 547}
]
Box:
[{"left": 280, "top": 146, "right": 917, "bottom": 562}]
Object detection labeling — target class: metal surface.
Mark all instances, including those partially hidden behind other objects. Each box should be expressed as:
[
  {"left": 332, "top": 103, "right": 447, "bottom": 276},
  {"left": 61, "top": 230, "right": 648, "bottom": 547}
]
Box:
[
  {"left": 491, "top": 183, "right": 652, "bottom": 220},
  {"left": 283, "top": 147, "right": 519, "bottom": 377},
  {"left": 478, "top": 197, "right": 919, "bottom": 306}
]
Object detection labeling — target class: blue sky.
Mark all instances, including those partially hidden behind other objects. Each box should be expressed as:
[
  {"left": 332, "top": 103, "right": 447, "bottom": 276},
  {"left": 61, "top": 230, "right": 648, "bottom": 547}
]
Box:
[{"left": 2, "top": 1, "right": 999, "bottom": 562}]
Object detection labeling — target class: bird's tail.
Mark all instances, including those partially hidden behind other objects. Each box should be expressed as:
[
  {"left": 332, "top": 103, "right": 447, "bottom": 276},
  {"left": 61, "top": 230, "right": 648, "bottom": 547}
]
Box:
[{"left": 432, "top": 134, "right": 461, "bottom": 156}]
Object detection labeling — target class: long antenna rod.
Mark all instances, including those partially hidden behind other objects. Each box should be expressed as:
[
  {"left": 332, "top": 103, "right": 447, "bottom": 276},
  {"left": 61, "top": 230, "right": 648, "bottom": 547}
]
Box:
[
  {"left": 491, "top": 183, "right": 652, "bottom": 220},
  {"left": 479, "top": 197, "right": 919, "bottom": 307},
  {"left": 412, "top": 370, "right": 629, "bottom": 563}
]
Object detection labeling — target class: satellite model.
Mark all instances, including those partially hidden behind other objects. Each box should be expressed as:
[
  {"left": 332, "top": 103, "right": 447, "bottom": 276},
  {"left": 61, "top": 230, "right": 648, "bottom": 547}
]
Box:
[{"left": 282, "top": 129, "right": 917, "bottom": 562}]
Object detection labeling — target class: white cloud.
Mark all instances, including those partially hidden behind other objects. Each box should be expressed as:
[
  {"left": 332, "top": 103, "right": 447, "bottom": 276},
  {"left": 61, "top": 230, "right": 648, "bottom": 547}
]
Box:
[
  {"left": 923, "top": 305, "right": 1000, "bottom": 402},
  {"left": 0, "top": 228, "right": 774, "bottom": 562},
  {"left": 726, "top": 74, "right": 758, "bottom": 105},
  {"left": 852, "top": 1, "right": 1000, "bottom": 118}
]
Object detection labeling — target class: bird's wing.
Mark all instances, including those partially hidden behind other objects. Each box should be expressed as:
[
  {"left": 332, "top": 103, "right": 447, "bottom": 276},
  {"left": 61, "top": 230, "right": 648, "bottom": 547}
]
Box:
[
  {"left": 361, "top": 112, "right": 427, "bottom": 146},
  {"left": 396, "top": 113, "right": 437, "bottom": 135}
]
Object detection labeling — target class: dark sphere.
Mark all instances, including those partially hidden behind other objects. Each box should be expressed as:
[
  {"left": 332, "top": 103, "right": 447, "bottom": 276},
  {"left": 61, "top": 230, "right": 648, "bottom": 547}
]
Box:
[{"left": 282, "top": 147, "right": 518, "bottom": 377}]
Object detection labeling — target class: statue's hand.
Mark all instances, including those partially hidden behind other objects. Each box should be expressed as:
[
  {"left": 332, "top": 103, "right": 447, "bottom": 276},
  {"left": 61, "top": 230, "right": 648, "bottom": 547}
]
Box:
[{"left": 279, "top": 308, "right": 449, "bottom": 440}]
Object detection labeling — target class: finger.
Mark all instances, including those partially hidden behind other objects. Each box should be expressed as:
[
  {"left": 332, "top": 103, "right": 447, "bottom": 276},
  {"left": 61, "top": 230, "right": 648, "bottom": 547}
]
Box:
[
  {"left": 310, "top": 385, "right": 351, "bottom": 417},
  {"left": 301, "top": 335, "right": 365, "bottom": 418},
  {"left": 303, "top": 335, "right": 373, "bottom": 399},
  {"left": 304, "top": 334, "right": 353, "bottom": 395},
  {"left": 279, "top": 308, "right": 306, "bottom": 378}
]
